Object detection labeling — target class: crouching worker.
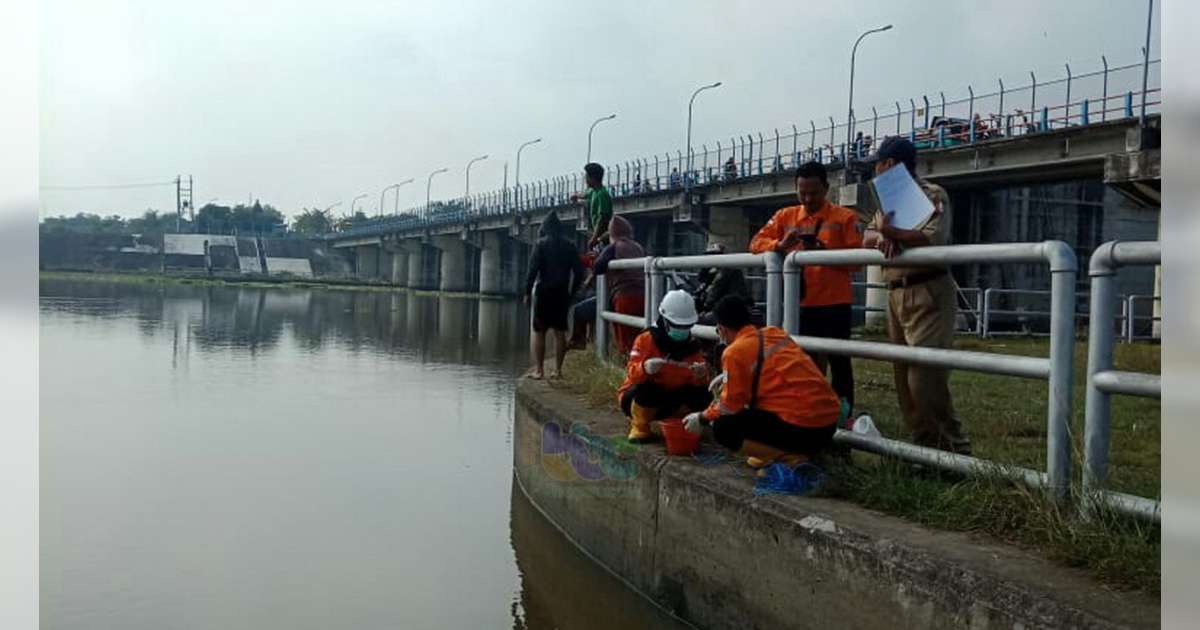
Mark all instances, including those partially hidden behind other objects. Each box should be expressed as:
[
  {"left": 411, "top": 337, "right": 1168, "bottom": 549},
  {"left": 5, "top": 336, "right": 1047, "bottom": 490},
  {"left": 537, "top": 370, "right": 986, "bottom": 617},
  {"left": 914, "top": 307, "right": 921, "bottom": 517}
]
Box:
[
  {"left": 684, "top": 295, "right": 841, "bottom": 469},
  {"left": 618, "top": 290, "right": 712, "bottom": 443}
]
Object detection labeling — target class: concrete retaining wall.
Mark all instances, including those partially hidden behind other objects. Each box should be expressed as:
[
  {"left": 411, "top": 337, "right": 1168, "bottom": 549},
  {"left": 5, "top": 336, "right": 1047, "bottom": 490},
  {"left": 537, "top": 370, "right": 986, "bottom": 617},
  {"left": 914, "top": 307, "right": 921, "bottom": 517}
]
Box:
[{"left": 513, "top": 380, "right": 1158, "bottom": 630}]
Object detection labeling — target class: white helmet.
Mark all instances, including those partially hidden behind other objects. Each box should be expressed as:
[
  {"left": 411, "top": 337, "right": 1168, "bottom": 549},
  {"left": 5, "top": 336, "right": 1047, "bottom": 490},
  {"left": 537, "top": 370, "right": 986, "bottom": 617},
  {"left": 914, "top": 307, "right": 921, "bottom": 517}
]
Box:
[{"left": 658, "top": 289, "right": 699, "bottom": 327}]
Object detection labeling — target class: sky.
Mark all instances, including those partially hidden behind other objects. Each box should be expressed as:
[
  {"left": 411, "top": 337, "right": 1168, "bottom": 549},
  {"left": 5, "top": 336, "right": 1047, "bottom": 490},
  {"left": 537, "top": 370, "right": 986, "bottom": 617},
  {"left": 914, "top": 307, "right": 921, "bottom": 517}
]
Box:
[{"left": 39, "top": 0, "right": 1161, "bottom": 220}]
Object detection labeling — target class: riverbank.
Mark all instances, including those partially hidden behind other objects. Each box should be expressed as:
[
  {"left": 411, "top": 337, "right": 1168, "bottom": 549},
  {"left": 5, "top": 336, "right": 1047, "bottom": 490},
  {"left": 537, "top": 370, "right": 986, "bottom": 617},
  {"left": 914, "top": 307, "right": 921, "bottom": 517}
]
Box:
[
  {"left": 37, "top": 270, "right": 513, "bottom": 299},
  {"left": 552, "top": 342, "right": 1160, "bottom": 593},
  {"left": 514, "top": 377, "right": 1158, "bottom": 629}
]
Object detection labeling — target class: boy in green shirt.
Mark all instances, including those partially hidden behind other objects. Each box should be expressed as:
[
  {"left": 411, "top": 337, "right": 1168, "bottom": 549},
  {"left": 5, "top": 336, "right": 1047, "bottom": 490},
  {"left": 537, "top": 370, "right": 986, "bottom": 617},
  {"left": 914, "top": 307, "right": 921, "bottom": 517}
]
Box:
[{"left": 576, "top": 162, "right": 612, "bottom": 249}]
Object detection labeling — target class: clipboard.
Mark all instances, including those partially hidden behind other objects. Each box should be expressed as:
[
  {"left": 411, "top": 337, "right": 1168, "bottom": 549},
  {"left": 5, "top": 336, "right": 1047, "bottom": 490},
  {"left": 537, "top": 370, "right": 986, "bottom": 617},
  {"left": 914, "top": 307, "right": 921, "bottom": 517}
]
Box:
[{"left": 871, "top": 164, "right": 935, "bottom": 230}]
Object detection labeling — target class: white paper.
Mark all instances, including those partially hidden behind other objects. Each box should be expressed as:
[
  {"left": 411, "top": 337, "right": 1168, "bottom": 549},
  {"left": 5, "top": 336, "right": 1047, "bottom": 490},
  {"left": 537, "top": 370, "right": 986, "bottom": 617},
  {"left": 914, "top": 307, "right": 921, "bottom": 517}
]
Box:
[{"left": 871, "top": 164, "right": 935, "bottom": 230}]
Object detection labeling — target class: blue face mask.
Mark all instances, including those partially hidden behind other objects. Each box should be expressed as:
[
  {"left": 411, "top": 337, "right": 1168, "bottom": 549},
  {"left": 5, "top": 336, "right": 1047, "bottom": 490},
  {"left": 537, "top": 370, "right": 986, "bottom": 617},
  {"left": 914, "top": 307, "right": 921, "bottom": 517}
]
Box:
[{"left": 667, "top": 327, "right": 690, "bottom": 342}]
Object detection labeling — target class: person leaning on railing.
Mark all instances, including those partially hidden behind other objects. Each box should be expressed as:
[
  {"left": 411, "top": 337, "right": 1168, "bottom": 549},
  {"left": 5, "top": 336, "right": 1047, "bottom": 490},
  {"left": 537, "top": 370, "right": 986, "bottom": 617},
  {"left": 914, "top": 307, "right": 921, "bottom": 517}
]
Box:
[
  {"left": 569, "top": 163, "right": 613, "bottom": 250},
  {"left": 749, "top": 160, "right": 863, "bottom": 412},
  {"left": 590, "top": 215, "right": 646, "bottom": 357},
  {"left": 861, "top": 136, "right": 971, "bottom": 455}
]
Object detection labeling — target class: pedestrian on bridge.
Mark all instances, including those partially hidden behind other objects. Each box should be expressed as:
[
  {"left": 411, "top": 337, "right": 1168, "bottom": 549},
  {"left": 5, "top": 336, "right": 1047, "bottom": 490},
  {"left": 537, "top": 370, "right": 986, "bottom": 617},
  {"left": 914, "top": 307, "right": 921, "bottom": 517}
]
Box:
[
  {"left": 863, "top": 136, "right": 971, "bottom": 455},
  {"left": 749, "top": 161, "right": 863, "bottom": 412},
  {"left": 524, "top": 211, "right": 585, "bottom": 380}
]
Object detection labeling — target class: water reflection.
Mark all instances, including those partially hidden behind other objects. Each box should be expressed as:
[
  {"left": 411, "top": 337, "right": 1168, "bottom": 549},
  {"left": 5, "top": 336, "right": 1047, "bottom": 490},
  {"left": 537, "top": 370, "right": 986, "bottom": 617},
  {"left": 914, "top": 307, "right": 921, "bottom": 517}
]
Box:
[
  {"left": 509, "top": 480, "right": 691, "bottom": 630},
  {"left": 41, "top": 278, "right": 686, "bottom": 629},
  {"left": 38, "top": 279, "right": 531, "bottom": 370}
]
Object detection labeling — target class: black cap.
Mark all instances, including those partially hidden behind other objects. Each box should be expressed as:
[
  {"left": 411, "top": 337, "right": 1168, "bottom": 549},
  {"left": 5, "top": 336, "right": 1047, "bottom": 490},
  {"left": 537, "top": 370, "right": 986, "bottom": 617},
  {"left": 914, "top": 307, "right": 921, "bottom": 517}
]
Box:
[{"left": 865, "top": 136, "right": 917, "bottom": 171}]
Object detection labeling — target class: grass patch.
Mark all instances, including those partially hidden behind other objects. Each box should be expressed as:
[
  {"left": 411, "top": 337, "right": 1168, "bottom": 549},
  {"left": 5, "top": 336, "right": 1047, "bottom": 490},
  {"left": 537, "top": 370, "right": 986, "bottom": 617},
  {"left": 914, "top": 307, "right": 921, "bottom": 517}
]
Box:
[{"left": 555, "top": 338, "right": 1160, "bottom": 593}]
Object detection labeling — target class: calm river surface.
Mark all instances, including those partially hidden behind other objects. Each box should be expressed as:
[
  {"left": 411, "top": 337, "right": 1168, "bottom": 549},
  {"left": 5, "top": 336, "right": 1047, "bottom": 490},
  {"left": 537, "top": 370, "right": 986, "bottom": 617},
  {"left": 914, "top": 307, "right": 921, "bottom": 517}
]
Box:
[{"left": 40, "top": 278, "right": 687, "bottom": 630}]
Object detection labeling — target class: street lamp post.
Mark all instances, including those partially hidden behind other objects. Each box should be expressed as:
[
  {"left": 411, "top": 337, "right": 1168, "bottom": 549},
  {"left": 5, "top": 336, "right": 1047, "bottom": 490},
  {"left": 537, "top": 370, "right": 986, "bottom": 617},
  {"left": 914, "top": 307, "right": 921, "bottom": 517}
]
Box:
[
  {"left": 515, "top": 138, "right": 542, "bottom": 212},
  {"left": 465, "top": 154, "right": 489, "bottom": 200},
  {"left": 391, "top": 179, "right": 414, "bottom": 215},
  {"left": 379, "top": 180, "right": 414, "bottom": 219},
  {"left": 350, "top": 193, "right": 368, "bottom": 217},
  {"left": 425, "top": 168, "right": 448, "bottom": 218},
  {"left": 587, "top": 114, "right": 616, "bottom": 163},
  {"left": 686, "top": 82, "right": 722, "bottom": 189},
  {"left": 847, "top": 24, "right": 893, "bottom": 152}
]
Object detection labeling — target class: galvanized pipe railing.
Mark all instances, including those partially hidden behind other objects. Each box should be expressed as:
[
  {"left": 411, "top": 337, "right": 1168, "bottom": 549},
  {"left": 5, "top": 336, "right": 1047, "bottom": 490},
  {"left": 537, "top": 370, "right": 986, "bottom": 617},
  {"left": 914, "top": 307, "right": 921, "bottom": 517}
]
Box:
[
  {"left": 781, "top": 241, "right": 1078, "bottom": 503},
  {"left": 1083, "top": 240, "right": 1161, "bottom": 522}
]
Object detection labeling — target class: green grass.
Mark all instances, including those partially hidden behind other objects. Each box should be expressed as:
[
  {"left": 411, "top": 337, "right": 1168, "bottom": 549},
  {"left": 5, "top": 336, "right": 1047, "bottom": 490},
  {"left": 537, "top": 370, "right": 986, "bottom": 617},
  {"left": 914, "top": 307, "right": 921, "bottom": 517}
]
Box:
[{"left": 552, "top": 337, "right": 1160, "bottom": 593}]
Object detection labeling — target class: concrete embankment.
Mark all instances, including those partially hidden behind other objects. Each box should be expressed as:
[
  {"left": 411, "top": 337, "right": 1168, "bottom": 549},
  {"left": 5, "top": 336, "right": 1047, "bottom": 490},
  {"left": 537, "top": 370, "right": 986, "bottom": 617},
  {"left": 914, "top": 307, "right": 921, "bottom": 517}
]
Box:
[{"left": 512, "top": 379, "right": 1158, "bottom": 630}]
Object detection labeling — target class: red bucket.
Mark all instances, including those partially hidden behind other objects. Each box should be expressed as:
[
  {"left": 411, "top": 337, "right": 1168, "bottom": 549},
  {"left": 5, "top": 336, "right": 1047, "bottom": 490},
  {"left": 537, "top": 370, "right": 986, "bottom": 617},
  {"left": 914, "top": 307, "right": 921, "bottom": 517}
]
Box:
[{"left": 659, "top": 418, "right": 701, "bottom": 456}]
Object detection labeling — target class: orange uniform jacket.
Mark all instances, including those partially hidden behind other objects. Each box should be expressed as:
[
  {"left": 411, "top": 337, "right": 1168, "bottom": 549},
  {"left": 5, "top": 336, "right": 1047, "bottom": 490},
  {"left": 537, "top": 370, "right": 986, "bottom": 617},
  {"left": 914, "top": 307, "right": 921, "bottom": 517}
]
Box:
[
  {"left": 703, "top": 325, "right": 840, "bottom": 428},
  {"left": 617, "top": 330, "right": 708, "bottom": 402},
  {"left": 748, "top": 201, "right": 864, "bottom": 307}
]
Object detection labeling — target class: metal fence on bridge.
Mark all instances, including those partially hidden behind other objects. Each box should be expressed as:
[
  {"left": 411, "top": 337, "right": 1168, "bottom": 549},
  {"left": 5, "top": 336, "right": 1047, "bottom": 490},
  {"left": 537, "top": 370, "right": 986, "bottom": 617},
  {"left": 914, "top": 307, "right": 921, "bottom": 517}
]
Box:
[
  {"left": 327, "top": 55, "right": 1160, "bottom": 242},
  {"left": 595, "top": 241, "right": 1161, "bottom": 521}
]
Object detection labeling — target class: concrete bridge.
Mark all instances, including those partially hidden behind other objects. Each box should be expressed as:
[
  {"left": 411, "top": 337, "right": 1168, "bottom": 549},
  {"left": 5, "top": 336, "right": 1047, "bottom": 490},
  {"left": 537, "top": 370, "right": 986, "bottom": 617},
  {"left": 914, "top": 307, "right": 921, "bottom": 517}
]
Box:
[{"left": 329, "top": 112, "right": 1160, "bottom": 296}]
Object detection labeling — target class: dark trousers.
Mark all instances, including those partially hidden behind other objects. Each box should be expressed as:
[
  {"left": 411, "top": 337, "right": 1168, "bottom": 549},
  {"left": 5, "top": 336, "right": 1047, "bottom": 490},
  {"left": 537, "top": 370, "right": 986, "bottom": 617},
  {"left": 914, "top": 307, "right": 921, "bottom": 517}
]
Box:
[
  {"left": 620, "top": 382, "right": 712, "bottom": 418},
  {"left": 799, "top": 303, "right": 854, "bottom": 409},
  {"left": 712, "top": 408, "right": 837, "bottom": 454}
]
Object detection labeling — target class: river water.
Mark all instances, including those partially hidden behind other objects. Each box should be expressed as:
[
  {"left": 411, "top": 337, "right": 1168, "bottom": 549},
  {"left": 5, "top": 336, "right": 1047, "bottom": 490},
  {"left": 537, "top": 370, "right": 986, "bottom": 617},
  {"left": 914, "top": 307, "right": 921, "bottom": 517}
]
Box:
[{"left": 40, "top": 279, "right": 687, "bottom": 630}]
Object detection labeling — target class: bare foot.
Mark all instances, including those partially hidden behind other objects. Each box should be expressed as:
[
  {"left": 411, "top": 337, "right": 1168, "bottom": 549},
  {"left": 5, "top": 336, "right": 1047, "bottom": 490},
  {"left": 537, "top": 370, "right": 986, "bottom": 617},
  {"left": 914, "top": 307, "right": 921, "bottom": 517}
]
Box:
[{"left": 526, "top": 369, "right": 544, "bottom": 380}]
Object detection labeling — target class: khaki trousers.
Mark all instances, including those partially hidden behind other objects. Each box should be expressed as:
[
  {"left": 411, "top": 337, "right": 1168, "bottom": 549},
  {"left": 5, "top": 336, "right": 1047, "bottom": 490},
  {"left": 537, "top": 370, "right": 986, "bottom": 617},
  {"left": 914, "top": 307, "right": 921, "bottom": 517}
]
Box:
[{"left": 886, "top": 275, "right": 971, "bottom": 453}]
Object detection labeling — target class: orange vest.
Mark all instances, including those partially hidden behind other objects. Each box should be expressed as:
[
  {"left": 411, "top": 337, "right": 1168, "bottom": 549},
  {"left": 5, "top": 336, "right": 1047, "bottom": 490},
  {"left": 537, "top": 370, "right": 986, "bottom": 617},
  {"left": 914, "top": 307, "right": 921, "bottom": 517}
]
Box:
[
  {"left": 703, "top": 325, "right": 840, "bottom": 428},
  {"left": 617, "top": 330, "right": 708, "bottom": 402},
  {"left": 749, "top": 201, "right": 864, "bottom": 307}
]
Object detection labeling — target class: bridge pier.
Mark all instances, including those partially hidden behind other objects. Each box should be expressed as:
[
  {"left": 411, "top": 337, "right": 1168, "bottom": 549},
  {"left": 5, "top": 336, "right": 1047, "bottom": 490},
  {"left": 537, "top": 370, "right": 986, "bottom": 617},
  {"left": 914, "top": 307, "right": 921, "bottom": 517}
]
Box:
[
  {"left": 407, "top": 245, "right": 426, "bottom": 289},
  {"left": 705, "top": 206, "right": 753, "bottom": 251},
  {"left": 389, "top": 247, "right": 408, "bottom": 285},
  {"left": 478, "top": 231, "right": 523, "bottom": 296},
  {"left": 432, "top": 235, "right": 473, "bottom": 293},
  {"left": 355, "top": 245, "right": 380, "bottom": 280}
]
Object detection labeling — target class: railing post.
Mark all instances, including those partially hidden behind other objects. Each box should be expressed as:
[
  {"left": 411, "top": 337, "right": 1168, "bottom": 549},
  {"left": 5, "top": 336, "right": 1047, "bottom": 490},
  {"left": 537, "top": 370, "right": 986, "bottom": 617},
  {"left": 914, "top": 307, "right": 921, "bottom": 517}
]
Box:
[
  {"left": 1124, "top": 91, "right": 1134, "bottom": 118},
  {"left": 765, "top": 252, "right": 783, "bottom": 328},
  {"left": 643, "top": 258, "right": 655, "bottom": 329},
  {"left": 649, "top": 259, "right": 665, "bottom": 328},
  {"left": 1080, "top": 99, "right": 1090, "bottom": 126},
  {"left": 1100, "top": 55, "right": 1109, "bottom": 122},
  {"left": 975, "top": 289, "right": 984, "bottom": 337},
  {"left": 595, "top": 272, "right": 609, "bottom": 362},
  {"left": 968, "top": 85, "right": 976, "bottom": 143},
  {"left": 982, "top": 287, "right": 992, "bottom": 337},
  {"left": 1127, "top": 294, "right": 1137, "bottom": 342},
  {"left": 1083, "top": 249, "right": 1117, "bottom": 502},
  {"left": 1045, "top": 240, "right": 1078, "bottom": 504},
  {"left": 1064, "top": 63, "right": 1073, "bottom": 125},
  {"left": 782, "top": 253, "right": 801, "bottom": 334}
]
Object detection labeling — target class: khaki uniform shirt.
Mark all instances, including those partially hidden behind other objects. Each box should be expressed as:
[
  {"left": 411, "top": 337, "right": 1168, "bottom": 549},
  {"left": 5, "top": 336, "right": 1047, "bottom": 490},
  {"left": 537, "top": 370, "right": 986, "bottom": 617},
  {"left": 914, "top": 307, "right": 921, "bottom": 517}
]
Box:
[{"left": 869, "top": 179, "right": 951, "bottom": 283}]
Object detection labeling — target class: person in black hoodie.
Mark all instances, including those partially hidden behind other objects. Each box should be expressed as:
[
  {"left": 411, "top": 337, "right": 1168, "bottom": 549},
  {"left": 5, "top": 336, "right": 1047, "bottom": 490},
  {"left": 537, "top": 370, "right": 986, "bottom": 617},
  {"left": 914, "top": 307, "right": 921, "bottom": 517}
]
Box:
[{"left": 525, "top": 211, "right": 585, "bottom": 379}]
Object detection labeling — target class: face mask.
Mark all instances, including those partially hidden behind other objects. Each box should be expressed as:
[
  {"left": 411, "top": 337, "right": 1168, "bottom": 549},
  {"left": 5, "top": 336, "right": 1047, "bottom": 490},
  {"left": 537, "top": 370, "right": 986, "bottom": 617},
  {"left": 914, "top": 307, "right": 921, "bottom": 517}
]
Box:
[{"left": 667, "top": 327, "right": 690, "bottom": 342}]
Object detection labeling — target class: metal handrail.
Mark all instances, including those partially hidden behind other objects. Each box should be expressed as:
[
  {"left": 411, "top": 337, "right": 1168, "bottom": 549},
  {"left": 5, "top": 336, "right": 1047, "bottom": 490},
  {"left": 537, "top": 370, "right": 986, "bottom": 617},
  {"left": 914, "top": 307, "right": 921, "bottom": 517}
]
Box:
[
  {"left": 1083, "top": 241, "right": 1161, "bottom": 522},
  {"left": 596, "top": 242, "right": 1081, "bottom": 505}
]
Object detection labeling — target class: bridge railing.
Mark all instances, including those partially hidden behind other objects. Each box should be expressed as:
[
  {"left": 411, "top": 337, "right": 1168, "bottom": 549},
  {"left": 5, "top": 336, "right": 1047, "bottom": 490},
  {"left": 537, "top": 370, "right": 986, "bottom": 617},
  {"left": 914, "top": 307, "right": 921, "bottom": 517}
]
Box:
[
  {"left": 326, "top": 55, "right": 1160, "bottom": 240},
  {"left": 596, "top": 242, "right": 1104, "bottom": 509},
  {"left": 1083, "top": 241, "right": 1161, "bottom": 522}
]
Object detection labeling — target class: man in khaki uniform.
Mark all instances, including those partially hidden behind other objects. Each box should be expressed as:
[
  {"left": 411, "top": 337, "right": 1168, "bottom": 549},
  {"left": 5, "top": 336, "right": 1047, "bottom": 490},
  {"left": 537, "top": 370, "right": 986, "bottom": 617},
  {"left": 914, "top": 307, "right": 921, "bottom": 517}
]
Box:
[{"left": 863, "top": 136, "right": 970, "bottom": 454}]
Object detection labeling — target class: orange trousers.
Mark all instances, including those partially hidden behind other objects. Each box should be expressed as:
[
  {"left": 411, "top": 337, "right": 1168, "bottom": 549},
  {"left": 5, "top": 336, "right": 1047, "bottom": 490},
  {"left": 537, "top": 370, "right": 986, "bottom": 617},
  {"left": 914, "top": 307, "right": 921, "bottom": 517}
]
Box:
[{"left": 611, "top": 292, "right": 644, "bottom": 356}]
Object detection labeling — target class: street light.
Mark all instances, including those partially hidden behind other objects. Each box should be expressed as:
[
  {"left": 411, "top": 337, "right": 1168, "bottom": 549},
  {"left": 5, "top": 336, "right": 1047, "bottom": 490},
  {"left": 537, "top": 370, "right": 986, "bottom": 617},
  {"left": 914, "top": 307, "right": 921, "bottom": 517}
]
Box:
[
  {"left": 379, "top": 179, "right": 414, "bottom": 218},
  {"left": 465, "top": 154, "right": 489, "bottom": 199},
  {"left": 847, "top": 24, "right": 893, "bottom": 152},
  {"left": 686, "top": 82, "right": 722, "bottom": 187},
  {"left": 587, "top": 114, "right": 616, "bottom": 162},
  {"left": 515, "top": 138, "right": 542, "bottom": 211},
  {"left": 324, "top": 201, "right": 342, "bottom": 213},
  {"left": 426, "top": 168, "right": 448, "bottom": 218},
  {"left": 350, "top": 193, "right": 368, "bottom": 217}
]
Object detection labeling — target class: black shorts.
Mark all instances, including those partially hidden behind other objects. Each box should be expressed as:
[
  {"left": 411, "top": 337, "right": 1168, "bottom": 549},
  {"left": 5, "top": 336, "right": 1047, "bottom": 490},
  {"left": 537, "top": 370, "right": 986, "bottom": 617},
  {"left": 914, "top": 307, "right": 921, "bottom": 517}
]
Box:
[
  {"left": 711, "top": 408, "right": 837, "bottom": 455},
  {"left": 533, "top": 287, "right": 571, "bottom": 332}
]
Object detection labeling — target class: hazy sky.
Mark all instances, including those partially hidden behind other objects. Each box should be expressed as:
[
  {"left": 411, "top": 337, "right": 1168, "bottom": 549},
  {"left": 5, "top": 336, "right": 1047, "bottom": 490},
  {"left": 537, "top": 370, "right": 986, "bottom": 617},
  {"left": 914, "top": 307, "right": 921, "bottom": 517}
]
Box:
[{"left": 39, "top": 0, "right": 1160, "bottom": 220}]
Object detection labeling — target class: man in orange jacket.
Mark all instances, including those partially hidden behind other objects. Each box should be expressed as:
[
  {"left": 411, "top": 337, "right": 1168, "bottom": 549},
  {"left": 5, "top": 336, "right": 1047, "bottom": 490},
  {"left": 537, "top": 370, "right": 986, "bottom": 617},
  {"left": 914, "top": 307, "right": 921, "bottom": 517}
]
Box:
[
  {"left": 684, "top": 295, "right": 842, "bottom": 468},
  {"left": 749, "top": 161, "right": 863, "bottom": 411},
  {"left": 617, "top": 290, "right": 711, "bottom": 442}
]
